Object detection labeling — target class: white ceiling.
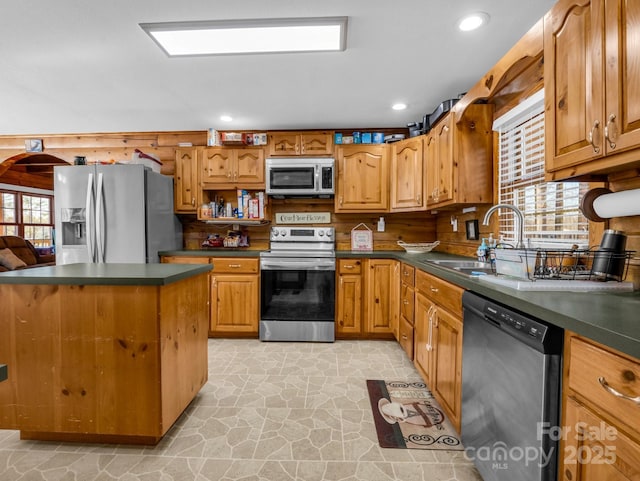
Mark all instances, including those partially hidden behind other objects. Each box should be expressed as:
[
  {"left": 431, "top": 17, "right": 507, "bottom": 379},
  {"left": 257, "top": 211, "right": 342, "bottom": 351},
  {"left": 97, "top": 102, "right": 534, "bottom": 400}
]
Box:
[{"left": 0, "top": 0, "right": 556, "bottom": 136}]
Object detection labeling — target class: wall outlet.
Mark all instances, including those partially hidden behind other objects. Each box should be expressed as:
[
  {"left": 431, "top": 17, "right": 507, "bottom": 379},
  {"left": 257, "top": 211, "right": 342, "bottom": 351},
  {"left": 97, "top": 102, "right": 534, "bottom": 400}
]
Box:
[{"left": 377, "top": 217, "right": 385, "bottom": 232}]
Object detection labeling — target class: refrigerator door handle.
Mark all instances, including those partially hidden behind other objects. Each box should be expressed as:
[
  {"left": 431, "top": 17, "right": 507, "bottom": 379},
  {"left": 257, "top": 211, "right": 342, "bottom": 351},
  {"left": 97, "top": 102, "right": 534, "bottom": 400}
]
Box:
[
  {"left": 85, "top": 173, "right": 96, "bottom": 262},
  {"left": 96, "top": 172, "right": 106, "bottom": 263}
]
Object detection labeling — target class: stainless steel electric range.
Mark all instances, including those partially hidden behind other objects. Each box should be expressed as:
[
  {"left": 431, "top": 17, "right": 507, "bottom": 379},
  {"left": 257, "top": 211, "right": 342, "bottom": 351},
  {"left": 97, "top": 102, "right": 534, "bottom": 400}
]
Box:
[{"left": 259, "top": 226, "right": 335, "bottom": 342}]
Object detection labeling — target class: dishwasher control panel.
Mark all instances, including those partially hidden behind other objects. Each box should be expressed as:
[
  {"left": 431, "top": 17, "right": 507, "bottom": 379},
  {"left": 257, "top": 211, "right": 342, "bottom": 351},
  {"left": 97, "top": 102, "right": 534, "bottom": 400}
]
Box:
[{"left": 469, "top": 292, "right": 563, "bottom": 354}]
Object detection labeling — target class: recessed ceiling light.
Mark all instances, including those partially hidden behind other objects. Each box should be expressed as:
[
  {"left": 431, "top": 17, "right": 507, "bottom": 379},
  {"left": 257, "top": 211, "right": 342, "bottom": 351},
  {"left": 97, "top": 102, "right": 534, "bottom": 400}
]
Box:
[
  {"left": 457, "top": 12, "right": 490, "bottom": 32},
  {"left": 392, "top": 103, "right": 407, "bottom": 111},
  {"left": 220, "top": 115, "right": 233, "bottom": 122},
  {"left": 140, "top": 17, "right": 348, "bottom": 56}
]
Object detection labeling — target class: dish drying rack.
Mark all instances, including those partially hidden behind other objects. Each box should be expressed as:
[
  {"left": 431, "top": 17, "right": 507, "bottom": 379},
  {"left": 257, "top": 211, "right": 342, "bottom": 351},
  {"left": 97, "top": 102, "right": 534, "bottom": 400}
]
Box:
[{"left": 489, "top": 247, "right": 636, "bottom": 281}]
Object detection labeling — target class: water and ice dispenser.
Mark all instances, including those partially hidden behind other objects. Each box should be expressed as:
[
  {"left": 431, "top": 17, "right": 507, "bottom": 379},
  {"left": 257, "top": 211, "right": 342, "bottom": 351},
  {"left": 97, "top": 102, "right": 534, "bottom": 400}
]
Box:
[{"left": 60, "top": 208, "right": 86, "bottom": 246}]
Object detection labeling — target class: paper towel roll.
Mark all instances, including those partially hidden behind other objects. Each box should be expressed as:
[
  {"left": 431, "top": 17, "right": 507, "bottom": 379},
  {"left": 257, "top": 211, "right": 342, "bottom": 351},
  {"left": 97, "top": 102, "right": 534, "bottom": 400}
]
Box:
[{"left": 580, "top": 187, "right": 640, "bottom": 221}]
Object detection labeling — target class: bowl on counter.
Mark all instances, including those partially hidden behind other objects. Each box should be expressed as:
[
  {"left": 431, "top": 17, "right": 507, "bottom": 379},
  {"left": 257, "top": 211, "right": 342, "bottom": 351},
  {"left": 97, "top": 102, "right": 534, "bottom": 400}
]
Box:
[{"left": 397, "top": 240, "right": 440, "bottom": 254}]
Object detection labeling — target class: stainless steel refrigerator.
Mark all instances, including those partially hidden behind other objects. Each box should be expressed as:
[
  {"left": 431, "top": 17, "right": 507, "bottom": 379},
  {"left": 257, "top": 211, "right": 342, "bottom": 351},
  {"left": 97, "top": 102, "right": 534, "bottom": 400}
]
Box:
[{"left": 54, "top": 164, "right": 182, "bottom": 264}]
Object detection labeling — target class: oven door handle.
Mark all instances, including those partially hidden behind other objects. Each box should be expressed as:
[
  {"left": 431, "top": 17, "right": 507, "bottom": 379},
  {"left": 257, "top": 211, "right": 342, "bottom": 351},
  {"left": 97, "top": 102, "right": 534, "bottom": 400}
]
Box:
[{"left": 261, "top": 259, "right": 335, "bottom": 271}]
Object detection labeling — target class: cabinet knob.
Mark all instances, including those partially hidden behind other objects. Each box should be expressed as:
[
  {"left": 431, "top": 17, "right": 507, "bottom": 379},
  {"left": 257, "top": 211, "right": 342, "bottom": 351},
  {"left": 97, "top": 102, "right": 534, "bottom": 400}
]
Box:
[
  {"left": 430, "top": 287, "right": 439, "bottom": 293},
  {"left": 345, "top": 265, "right": 354, "bottom": 269},
  {"left": 401, "top": 335, "right": 408, "bottom": 340}
]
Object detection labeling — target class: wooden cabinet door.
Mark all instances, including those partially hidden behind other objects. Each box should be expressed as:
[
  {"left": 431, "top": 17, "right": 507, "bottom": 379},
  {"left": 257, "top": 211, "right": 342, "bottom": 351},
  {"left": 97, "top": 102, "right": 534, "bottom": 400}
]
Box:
[
  {"left": 335, "top": 145, "right": 389, "bottom": 212},
  {"left": 336, "top": 273, "right": 362, "bottom": 336},
  {"left": 268, "top": 132, "right": 300, "bottom": 156},
  {"left": 390, "top": 137, "right": 425, "bottom": 212},
  {"left": 300, "top": 132, "right": 333, "bottom": 156},
  {"left": 414, "top": 292, "right": 435, "bottom": 386},
  {"left": 424, "top": 133, "right": 438, "bottom": 205},
  {"left": 210, "top": 274, "right": 259, "bottom": 334},
  {"left": 201, "top": 147, "right": 233, "bottom": 185},
  {"left": 432, "top": 115, "right": 454, "bottom": 206},
  {"left": 432, "top": 307, "right": 463, "bottom": 431},
  {"left": 604, "top": 0, "right": 640, "bottom": 155},
  {"left": 561, "top": 397, "right": 640, "bottom": 481},
  {"left": 235, "top": 149, "right": 265, "bottom": 185},
  {"left": 174, "top": 148, "right": 199, "bottom": 212},
  {"left": 544, "top": 0, "right": 605, "bottom": 171},
  {"left": 364, "top": 259, "right": 397, "bottom": 335}
]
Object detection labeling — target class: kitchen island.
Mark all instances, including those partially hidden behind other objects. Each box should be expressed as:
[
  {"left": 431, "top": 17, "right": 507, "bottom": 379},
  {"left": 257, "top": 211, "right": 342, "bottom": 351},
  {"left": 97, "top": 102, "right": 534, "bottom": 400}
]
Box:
[{"left": 0, "top": 262, "right": 211, "bottom": 445}]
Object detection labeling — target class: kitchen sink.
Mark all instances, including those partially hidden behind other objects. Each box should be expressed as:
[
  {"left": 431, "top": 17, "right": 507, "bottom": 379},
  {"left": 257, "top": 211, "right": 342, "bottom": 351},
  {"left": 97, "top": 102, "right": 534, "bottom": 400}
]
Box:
[
  {"left": 427, "top": 259, "right": 495, "bottom": 276},
  {"left": 429, "top": 260, "right": 493, "bottom": 269}
]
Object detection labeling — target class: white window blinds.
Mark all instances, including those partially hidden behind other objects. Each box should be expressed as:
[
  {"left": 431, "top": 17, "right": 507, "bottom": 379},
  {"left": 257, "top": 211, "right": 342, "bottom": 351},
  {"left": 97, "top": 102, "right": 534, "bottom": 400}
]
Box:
[{"left": 493, "top": 91, "right": 590, "bottom": 248}]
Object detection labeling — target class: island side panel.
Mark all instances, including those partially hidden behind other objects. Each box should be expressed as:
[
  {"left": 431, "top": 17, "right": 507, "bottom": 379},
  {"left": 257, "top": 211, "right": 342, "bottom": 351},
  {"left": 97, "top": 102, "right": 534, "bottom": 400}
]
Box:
[
  {"left": 0, "top": 283, "right": 164, "bottom": 440},
  {"left": 159, "top": 272, "right": 209, "bottom": 431},
  {"left": 0, "top": 284, "right": 61, "bottom": 430},
  {"left": 92, "top": 285, "right": 162, "bottom": 437}
]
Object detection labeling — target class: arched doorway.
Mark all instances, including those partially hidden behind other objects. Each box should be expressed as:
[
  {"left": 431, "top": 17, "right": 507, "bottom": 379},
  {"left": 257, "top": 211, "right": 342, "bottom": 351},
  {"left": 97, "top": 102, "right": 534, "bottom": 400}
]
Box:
[{"left": 0, "top": 153, "right": 69, "bottom": 190}]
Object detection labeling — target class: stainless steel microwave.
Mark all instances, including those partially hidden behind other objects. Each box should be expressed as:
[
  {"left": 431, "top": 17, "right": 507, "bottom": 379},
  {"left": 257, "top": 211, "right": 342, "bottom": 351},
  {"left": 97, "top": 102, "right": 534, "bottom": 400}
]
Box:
[{"left": 265, "top": 158, "right": 334, "bottom": 197}]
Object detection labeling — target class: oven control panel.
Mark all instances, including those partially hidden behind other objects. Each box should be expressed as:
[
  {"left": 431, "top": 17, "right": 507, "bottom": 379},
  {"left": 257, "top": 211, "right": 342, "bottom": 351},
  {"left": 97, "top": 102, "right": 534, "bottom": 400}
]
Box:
[{"left": 270, "top": 226, "right": 334, "bottom": 242}]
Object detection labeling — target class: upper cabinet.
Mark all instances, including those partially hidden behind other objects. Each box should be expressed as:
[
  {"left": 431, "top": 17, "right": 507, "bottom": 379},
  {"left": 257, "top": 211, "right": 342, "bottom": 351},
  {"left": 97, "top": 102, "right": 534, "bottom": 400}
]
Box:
[
  {"left": 390, "top": 137, "right": 426, "bottom": 212},
  {"left": 424, "top": 104, "right": 494, "bottom": 210},
  {"left": 174, "top": 147, "right": 200, "bottom": 213},
  {"left": 544, "top": 0, "right": 640, "bottom": 179},
  {"left": 267, "top": 131, "right": 333, "bottom": 156},
  {"left": 335, "top": 144, "right": 390, "bottom": 212},
  {"left": 200, "top": 147, "right": 265, "bottom": 189}
]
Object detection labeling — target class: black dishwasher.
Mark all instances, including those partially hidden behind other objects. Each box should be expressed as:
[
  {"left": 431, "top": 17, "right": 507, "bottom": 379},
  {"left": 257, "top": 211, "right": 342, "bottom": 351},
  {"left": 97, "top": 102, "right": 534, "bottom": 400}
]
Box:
[{"left": 461, "top": 291, "right": 563, "bottom": 481}]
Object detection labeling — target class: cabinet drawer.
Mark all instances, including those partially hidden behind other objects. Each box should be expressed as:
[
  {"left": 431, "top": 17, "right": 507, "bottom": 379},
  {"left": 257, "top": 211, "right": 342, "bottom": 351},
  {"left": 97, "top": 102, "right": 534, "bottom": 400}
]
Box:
[
  {"left": 400, "top": 262, "right": 415, "bottom": 287},
  {"left": 568, "top": 336, "right": 640, "bottom": 437},
  {"left": 400, "top": 283, "right": 414, "bottom": 324},
  {"left": 338, "top": 259, "right": 362, "bottom": 274},
  {"left": 398, "top": 315, "right": 414, "bottom": 360},
  {"left": 162, "top": 255, "right": 211, "bottom": 264},
  {"left": 211, "top": 257, "right": 259, "bottom": 273},
  {"left": 415, "top": 270, "right": 463, "bottom": 317}
]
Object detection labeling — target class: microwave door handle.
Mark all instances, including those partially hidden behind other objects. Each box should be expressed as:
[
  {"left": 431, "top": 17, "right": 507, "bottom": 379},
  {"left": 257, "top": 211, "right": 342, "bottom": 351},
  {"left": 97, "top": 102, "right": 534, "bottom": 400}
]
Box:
[{"left": 315, "top": 165, "right": 319, "bottom": 191}]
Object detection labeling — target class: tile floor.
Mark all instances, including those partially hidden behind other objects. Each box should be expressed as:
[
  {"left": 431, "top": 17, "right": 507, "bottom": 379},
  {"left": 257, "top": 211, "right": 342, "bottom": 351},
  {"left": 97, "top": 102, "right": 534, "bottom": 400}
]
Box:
[{"left": 0, "top": 339, "right": 482, "bottom": 480}]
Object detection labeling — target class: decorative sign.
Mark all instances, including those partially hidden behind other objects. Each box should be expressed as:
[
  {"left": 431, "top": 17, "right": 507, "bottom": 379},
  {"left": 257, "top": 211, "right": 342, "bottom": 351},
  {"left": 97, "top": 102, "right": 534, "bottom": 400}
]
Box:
[
  {"left": 275, "top": 212, "right": 331, "bottom": 224},
  {"left": 351, "top": 223, "right": 373, "bottom": 251}
]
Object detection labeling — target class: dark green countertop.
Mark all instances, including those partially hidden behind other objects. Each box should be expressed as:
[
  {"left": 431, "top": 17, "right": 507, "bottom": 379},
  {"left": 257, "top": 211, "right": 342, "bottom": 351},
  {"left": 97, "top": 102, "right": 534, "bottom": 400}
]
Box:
[
  {"left": 0, "top": 364, "right": 7, "bottom": 383},
  {"left": 338, "top": 250, "right": 640, "bottom": 359},
  {"left": 158, "top": 248, "right": 640, "bottom": 358},
  {"left": 0, "top": 263, "right": 212, "bottom": 286}
]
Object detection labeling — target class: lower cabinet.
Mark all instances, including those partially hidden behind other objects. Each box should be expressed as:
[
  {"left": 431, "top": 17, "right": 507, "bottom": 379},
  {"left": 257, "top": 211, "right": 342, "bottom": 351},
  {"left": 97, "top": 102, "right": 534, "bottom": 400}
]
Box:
[
  {"left": 336, "top": 258, "right": 398, "bottom": 338},
  {"left": 161, "top": 255, "right": 259, "bottom": 337},
  {"left": 398, "top": 262, "right": 416, "bottom": 359},
  {"left": 414, "top": 269, "right": 464, "bottom": 432},
  {"left": 210, "top": 258, "right": 259, "bottom": 336},
  {"left": 560, "top": 332, "right": 640, "bottom": 481},
  {"left": 336, "top": 259, "right": 363, "bottom": 336}
]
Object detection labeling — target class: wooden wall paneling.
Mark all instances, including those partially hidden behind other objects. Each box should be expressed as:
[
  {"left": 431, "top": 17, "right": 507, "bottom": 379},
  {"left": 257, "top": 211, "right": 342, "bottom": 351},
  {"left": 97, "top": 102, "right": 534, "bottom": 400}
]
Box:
[
  {"left": 0, "top": 131, "right": 208, "bottom": 176},
  {"left": 181, "top": 199, "right": 438, "bottom": 251}
]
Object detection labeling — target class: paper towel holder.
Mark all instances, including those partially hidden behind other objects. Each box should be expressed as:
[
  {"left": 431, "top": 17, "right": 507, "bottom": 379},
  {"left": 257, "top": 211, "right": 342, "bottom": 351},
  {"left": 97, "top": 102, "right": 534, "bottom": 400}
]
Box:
[{"left": 580, "top": 187, "right": 640, "bottom": 222}]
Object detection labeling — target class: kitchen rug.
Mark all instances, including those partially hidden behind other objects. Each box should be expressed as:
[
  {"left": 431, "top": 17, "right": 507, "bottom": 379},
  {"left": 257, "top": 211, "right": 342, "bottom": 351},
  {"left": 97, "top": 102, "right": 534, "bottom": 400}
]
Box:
[{"left": 366, "top": 380, "right": 463, "bottom": 450}]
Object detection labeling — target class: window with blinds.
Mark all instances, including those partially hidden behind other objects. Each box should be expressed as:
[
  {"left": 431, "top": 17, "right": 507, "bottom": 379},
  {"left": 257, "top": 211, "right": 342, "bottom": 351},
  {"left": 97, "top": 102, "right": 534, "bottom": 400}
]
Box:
[{"left": 494, "top": 90, "right": 590, "bottom": 249}]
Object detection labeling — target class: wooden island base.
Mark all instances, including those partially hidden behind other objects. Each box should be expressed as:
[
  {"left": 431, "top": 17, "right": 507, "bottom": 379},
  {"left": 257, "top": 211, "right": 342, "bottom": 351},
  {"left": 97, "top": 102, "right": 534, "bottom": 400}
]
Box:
[{"left": 0, "top": 265, "right": 210, "bottom": 445}]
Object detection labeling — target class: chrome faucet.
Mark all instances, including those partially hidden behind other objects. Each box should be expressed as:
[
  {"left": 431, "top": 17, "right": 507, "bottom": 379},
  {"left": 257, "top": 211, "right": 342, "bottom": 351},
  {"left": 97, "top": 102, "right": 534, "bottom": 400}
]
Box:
[{"left": 483, "top": 204, "right": 526, "bottom": 249}]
